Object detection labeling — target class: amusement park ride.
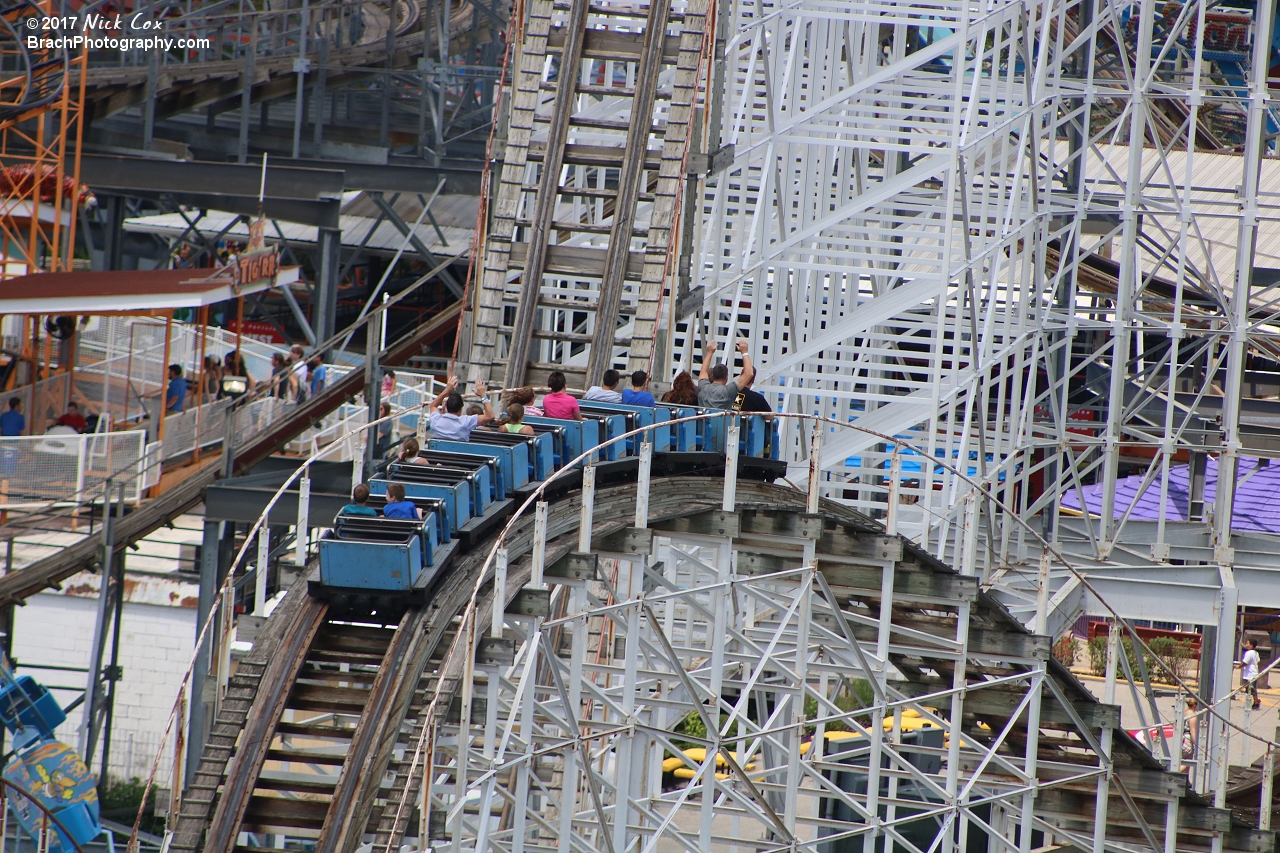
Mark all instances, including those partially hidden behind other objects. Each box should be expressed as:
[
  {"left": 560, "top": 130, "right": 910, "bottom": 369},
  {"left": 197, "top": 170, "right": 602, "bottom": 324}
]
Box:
[{"left": 0, "top": 654, "right": 100, "bottom": 853}]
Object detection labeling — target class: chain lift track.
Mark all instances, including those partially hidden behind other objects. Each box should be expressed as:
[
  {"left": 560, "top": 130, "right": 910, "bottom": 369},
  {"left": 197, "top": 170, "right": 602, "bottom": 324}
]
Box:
[{"left": 465, "top": 0, "right": 710, "bottom": 388}]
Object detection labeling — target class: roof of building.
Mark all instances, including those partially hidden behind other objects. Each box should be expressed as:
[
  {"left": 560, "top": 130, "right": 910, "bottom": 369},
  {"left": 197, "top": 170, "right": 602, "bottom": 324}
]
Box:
[
  {"left": 0, "top": 266, "right": 299, "bottom": 314},
  {"left": 119, "top": 192, "right": 477, "bottom": 258},
  {"left": 1060, "top": 455, "right": 1280, "bottom": 534}
]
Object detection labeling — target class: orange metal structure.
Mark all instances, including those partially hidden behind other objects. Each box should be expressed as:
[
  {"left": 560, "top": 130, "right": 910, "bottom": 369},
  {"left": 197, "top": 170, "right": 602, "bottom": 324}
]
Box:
[{"left": 0, "top": 1, "right": 87, "bottom": 279}]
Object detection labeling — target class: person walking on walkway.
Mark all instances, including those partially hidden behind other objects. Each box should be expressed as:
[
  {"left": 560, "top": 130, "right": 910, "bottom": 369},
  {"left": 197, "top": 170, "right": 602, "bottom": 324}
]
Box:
[{"left": 1238, "top": 638, "right": 1262, "bottom": 710}]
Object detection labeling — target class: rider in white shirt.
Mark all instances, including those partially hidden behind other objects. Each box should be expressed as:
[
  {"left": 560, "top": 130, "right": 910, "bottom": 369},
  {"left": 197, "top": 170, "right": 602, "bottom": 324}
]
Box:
[{"left": 1238, "top": 638, "right": 1262, "bottom": 711}]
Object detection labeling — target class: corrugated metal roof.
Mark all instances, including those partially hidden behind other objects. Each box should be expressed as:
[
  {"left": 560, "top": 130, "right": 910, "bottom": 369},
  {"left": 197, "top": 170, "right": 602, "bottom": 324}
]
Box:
[
  {"left": 122, "top": 195, "right": 476, "bottom": 258},
  {"left": 1068, "top": 143, "right": 1280, "bottom": 294}
]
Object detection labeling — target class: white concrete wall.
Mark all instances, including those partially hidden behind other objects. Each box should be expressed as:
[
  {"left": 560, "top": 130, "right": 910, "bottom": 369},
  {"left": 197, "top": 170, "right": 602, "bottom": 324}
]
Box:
[{"left": 12, "top": 592, "right": 195, "bottom": 786}]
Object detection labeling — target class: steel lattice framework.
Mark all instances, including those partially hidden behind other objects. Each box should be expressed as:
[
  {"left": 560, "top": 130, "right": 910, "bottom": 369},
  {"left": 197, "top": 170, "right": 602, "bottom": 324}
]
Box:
[
  {"left": 666, "top": 0, "right": 1280, "bottom": 794},
  {"left": 393, "top": 429, "right": 1269, "bottom": 853},
  {"left": 441, "top": 0, "right": 1280, "bottom": 843},
  {"left": 674, "top": 0, "right": 1280, "bottom": 575}
]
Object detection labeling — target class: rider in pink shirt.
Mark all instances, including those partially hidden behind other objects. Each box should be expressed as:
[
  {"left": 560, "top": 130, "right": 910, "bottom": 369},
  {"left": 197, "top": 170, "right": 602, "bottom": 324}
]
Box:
[{"left": 540, "top": 370, "right": 582, "bottom": 420}]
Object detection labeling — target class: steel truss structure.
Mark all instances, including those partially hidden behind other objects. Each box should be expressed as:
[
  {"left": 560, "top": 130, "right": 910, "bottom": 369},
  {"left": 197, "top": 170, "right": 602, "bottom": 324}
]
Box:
[
  {"left": 0, "top": 0, "right": 85, "bottom": 279},
  {"left": 394, "top": 424, "right": 1271, "bottom": 853},
  {"left": 677, "top": 0, "right": 1280, "bottom": 574},
  {"left": 665, "top": 0, "right": 1280, "bottom": 809},
  {"left": 447, "top": 0, "right": 1280, "bottom": 839}
]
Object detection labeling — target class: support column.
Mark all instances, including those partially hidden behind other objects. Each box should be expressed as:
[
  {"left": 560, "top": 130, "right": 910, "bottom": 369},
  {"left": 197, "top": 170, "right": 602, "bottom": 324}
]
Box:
[
  {"left": 312, "top": 34, "right": 329, "bottom": 152},
  {"left": 97, "top": 542, "right": 126, "bottom": 791},
  {"left": 187, "top": 518, "right": 223, "bottom": 785},
  {"left": 313, "top": 227, "right": 342, "bottom": 345},
  {"left": 364, "top": 309, "right": 383, "bottom": 473},
  {"left": 78, "top": 484, "right": 120, "bottom": 762},
  {"left": 238, "top": 26, "right": 258, "bottom": 164},
  {"left": 1208, "top": 583, "right": 1240, "bottom": 806},
  {"left": 102, "top": 196, "right": 125, "bottom": 272}
]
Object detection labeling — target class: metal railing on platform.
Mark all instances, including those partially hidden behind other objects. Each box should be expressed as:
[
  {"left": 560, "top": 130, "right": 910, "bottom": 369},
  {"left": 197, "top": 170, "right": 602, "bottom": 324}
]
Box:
[{"left": 0, "top": 431, "right": 150, "bottom": 509}]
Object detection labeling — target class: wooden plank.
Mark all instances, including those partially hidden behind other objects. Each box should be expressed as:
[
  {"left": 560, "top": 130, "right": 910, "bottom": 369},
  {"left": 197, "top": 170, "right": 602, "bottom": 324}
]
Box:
[
  {"left": 507, "top": 242, "right": 646, "bottom": 278},
  {"left": 546, "top": 28, "right": 682, "bottom": 61},
  {"left": 596, "top": 526, "right": 654, "bottom": 556},
  {"left": 526, "top": 141, "right": 662, "bottom": 169},
  {"left": 737, "top": 508, "right": 827, "bottom": 540},
  {"left": 652, "top": 510, "right": 740, "bottom": 538},
  {"left": 507, "top": 587, "right": 552, "bottom": 618},
  {"left": 965, "top": 759, "right": 1186, "bottom": 798},
  {"left": 1036, "top": 789, "right": 1231, "bottom": 832},
  {"left": 806, "top": 610, "right": 1048, "bottom": 661},
  {"left": 547, "top": 552, "right": 600, "bottom": 582}
]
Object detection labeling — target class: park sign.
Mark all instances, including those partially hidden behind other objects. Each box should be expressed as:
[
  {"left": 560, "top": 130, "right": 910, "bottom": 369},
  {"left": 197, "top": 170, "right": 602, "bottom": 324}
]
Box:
[{"left": 234, "top": 245, "right": 279, "bottom": 294}]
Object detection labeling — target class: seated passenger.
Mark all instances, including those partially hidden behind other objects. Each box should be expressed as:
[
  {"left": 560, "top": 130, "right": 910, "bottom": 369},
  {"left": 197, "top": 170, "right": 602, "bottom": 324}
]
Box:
[
  {"left": 499, "top": 403, "right": 535, "bottom": 436},
  {"left": 621, "top": 370, "right": 656, "bottom": 407},
  {"left": 397, "top": 436, "right": 421, "bottom": 464},
  {"left": 56, "top": 401, "right": 88, "bottom": 433},
  {"left": 696, "top": 339, "right": 755, "bottom": 410},
  {"left": 340, "top": 483, "right": 378, "bottom": 517},
  {"left": 382, "top": 482, "right": 422, "bottom": 520},
  {"left": 584, "top": 369, "right": 623, "bottom": 403},
  {"left": 540, "top": 371, "right": 581, "bottom": 420},
  {"left": 429, "top": 375, "right": 494, "bottom": 440},
  {"left": 465, "top": 403, "right": 485, "bottom": 417},
  {"left": 504, "top": 387, "right": 543, "bottom": 418},
  {"left": 661, "top": 371, "right": 699, "bottom": 406},
  {"left": 737, "top": 375, "right": 774, "bottom": 414}
]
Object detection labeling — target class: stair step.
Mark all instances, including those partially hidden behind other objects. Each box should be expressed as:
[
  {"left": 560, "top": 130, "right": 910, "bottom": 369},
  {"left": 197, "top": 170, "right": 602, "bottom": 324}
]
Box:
[
  {"left": 265, "top": 747, "right": 349, "bottom": 766},
  {"left": 255, "top": 776, "right": 339, "bottom": 796},
  {"left": 275, "top": 721, "right": 357, "bottom": 740},
  {"left": 243, "top": 794, "right": 330, "bottom": 830}
]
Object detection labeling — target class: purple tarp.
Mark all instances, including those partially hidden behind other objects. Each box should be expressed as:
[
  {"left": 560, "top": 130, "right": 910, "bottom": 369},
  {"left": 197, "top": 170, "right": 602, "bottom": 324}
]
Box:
[{"left": 1059, "top": 456, "right": 1280, "bottom": 534}]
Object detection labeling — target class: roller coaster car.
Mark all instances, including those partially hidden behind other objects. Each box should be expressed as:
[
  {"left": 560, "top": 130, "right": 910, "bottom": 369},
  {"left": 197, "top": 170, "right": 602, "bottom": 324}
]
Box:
[{"left": 310, "top": 512, "right": 452, "bottom": 606}]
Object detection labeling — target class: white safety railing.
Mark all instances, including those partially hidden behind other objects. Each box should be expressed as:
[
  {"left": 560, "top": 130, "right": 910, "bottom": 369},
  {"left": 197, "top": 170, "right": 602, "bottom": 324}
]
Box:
[
  {"left": 0, "top": 429, "right": 150, "bottom": 508},
  {"left": 151, "top": 399, "right": 234, "bottom": 462},
  {"left": 284, "top": 372, "right": 441, "bottom": 461},
  {"left": 236, "top": 395, "right": 295, "bottom": 437}
]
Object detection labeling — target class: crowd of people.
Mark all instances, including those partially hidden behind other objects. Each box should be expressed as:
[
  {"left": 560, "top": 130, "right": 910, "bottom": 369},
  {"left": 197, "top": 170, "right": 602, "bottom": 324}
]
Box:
[
  {"left": 345, "top": 338, "right": 774, "bottom": 520},
  {"left": 162, "top": 344, "right": 329, "bottom": 416},
  {"left": 0, "top": 343, "right": 327, "bottom": 440},
  {"left": 264, "top": 344, "right": 328, "bottom": 404}
]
